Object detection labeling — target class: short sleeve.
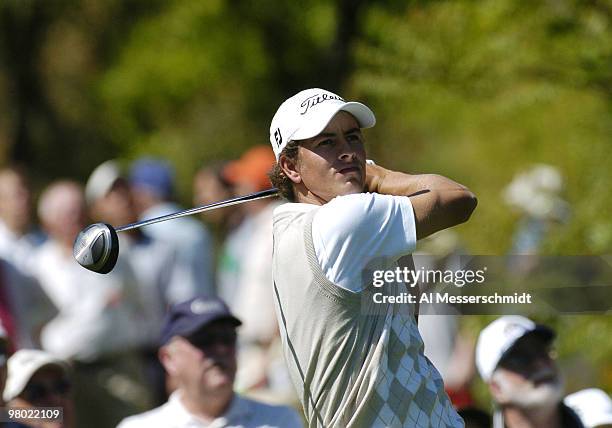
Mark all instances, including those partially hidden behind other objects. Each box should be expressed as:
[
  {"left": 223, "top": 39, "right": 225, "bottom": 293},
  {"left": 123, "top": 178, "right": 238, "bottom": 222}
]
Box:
[{"left": 311, "top": 193, "right": 417, "bottom": 292}]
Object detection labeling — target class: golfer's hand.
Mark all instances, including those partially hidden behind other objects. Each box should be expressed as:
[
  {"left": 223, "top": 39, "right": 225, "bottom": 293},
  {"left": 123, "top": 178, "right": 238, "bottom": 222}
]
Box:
[{"left": 365, "top": 163, "right": 389, "bottom": 193}]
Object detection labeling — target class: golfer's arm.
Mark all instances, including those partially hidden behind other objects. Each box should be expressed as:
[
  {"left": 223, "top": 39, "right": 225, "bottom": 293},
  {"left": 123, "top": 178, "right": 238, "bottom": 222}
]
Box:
[{"left": 366, "top": 164, "right": 477, "bottom": 240}]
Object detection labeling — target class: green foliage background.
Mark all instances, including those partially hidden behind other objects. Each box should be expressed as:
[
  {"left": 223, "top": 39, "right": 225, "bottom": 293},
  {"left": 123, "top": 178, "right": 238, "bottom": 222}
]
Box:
[{"left": 1, "top": 0, "right": 610, "bottom": 404}]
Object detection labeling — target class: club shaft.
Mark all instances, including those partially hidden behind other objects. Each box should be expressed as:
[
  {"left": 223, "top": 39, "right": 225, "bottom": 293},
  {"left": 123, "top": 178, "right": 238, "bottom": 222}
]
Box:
[{"left": 115, "top": 188, "right": 278, "bottom": 233}]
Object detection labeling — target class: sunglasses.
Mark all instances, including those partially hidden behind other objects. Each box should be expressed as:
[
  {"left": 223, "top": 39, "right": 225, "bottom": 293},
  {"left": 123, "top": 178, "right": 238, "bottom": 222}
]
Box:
[
  {"left": 498, "top": 345, "right": 555, "bottom": 371},
  {"left": 187, "top": 330, "right": 237, "bottom": 349},
  {"left": 22, "top": 379, "right": 71, "bottom": 402}
]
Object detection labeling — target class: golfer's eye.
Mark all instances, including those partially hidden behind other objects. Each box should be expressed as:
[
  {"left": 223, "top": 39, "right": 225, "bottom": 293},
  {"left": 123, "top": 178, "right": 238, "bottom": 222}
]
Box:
[
  {"left": 347, "top": 134, "right": 362, "bottom": 143},
  {"left": 318, "top": 139, "right": 334, "bottom": 147}
]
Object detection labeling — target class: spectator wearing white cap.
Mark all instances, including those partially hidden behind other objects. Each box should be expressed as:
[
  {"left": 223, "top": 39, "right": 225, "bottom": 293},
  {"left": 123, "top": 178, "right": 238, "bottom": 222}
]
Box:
[
  {"left": 117, "top": 296, "right": 303, "bottom": 428},
  {"left": 3, "top": 349, "right": 74, "bottom": 428},
  {"left": 86, "top": 160, "right": 190, "bottom": 342},
  {"left": 476, "top": 316, "right": 583, "bottom": 428},
  {"left": 565, "top": 388, "right": 612, "bottom": 428},
  {"left": 86, "top": 160, "right": 193, "bottom": 405}
]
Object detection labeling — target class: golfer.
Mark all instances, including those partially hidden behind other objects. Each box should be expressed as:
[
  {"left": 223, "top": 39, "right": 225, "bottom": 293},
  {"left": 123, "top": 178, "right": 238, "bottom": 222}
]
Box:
[{"left": 268, "top": 88, "right": 476, "bottom": 427}]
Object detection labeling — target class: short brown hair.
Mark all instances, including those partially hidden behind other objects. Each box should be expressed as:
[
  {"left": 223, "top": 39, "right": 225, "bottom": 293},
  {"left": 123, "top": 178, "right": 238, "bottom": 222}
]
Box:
[{"left": 268, "top": 140, "right": 300, "bottom": 202}]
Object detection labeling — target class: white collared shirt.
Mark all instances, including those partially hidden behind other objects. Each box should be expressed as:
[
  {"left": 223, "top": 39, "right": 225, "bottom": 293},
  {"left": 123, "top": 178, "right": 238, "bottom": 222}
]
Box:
[{"left": 117, "top": 391, "right": 303, "bottom": 428}]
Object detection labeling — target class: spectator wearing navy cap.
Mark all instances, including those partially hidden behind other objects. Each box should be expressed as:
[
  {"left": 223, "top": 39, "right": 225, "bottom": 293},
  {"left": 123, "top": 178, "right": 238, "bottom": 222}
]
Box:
[
  {"left": 117, "top": 296, "right": 303, "bottom": 428},
  {"left": 129, "top": 158, "right": 214, "bottom": 300},
  {"left": 476, "top": 316, "right": 583, "bottom": 428}
]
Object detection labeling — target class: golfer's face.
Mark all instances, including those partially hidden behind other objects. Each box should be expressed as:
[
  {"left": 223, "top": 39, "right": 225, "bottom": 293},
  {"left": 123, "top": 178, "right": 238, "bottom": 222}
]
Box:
[{"left": 297, "top": 111, "right": 366, "bottom": 202}]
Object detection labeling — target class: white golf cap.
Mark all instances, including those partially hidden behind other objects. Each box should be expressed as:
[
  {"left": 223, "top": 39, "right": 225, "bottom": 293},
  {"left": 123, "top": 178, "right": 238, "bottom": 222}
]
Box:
[
  {"left": 269, "top": 88, "right": 376, "bottom": 159},
  {"left": 3, "top": 349, "right": 70, "bottom": 402},
  {"left": 565, "top": 388, "right": 612, "bottom": 428},
  {"left": 85, "top": 160, "right": 121, "bottom": 205},
  {"left": 475, "top": 315, "right": 555, "bottom": 382}
]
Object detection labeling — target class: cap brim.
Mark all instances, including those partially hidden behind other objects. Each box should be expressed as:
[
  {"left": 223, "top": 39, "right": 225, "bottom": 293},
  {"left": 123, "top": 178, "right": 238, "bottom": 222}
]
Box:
[
  {"left": 4, "top": 356, "right": 70, "bottom": 402},
  {"left": 497, "top": 325, "right": 556, "bottom": 367},
  {"left": 341, "top": 102, "right": 376, "bottom": 129},
  {"left": 291, "top": 101, "right": 376, "bottom": 142},
  {"left": 85, "top": 161, "right": 121, "bottom": 204},
  {"left": 186, "top": 315, "right": 242, "bottom": 337},
  {"left": 161, "top": 314, "right": 242, "bottom": 345}
]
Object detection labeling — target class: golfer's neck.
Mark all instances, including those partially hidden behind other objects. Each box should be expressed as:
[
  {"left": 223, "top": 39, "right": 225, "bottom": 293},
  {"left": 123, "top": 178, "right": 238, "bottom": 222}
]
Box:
[{"left": 295, "top": 187, "right": 328, "bottom": 206}]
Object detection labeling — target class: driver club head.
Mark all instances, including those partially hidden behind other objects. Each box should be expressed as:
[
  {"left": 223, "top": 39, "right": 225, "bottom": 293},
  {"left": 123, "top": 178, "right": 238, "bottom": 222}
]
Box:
[{"left": 73, "top": 223, "right": 119, "bottom": 274}]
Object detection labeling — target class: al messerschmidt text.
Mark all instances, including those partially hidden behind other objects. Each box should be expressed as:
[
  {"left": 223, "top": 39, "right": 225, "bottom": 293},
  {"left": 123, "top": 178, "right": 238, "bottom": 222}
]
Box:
[{"left": 373, "top": 292, "right": 532, "bottom": 305}]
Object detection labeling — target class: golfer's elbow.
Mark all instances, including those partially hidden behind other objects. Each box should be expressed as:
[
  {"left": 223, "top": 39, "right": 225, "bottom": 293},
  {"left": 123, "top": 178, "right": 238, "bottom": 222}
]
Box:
[
  {"left": 412, "top": 180, "right": 477, "bottom": 239},
  {"left": 449, "top": 189, "right": 477, "bottom": 226},
  {"left": 428, "top": 174, "right": 477, "bottom": 224}
]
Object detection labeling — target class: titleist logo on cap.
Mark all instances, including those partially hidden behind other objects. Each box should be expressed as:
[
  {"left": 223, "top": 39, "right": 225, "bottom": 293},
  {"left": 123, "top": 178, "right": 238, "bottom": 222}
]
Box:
[{"left": 299, "top": 93, "right": 344, "bottom": 115}]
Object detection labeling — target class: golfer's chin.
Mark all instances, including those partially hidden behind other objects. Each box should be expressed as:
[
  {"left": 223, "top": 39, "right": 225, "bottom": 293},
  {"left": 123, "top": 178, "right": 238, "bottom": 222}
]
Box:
[
  {"left": 302, "top": 177, "right": 364, "bottom": 204},
  {"left": 334, "top": 168, "right": 365, "bottom": 191},
  {"left": 328, "top": 178, "right": 364, "bottom": 199}
]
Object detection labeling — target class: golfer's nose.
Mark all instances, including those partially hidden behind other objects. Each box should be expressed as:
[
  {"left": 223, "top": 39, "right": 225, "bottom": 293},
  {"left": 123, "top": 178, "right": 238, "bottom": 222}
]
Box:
[{"left": 337, "top": 138, "right": 357, "bottom": 161}]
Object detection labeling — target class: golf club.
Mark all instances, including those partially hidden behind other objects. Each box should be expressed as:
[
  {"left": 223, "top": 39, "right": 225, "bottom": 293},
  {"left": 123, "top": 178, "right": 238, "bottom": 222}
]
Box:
[{"left": 73, "top": 187, "right": 278, "bottom": 274}]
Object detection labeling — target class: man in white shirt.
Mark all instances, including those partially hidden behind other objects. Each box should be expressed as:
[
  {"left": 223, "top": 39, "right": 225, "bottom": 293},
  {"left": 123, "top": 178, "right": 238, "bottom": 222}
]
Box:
[
  {"left": 86, "top": 159, "right": 193, "bottom": 405},
  {"left": 476, "top": 316, "right": 584, "bottom": 428},
  {"left": 86, "top": 160, "right": 189, "bottom": 346},
  {"left": 268, "top": 88, "right": 477, "bottom": 426},
  {"left": 33, "top": 180, "right": 142, "bottom": 361},
  {"left": 117, "top": 296, "right": 303, "bottom": 428}
]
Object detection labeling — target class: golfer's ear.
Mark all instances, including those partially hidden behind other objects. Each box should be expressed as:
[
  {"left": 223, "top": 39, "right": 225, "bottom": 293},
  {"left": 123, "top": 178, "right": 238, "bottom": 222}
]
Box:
[{"left": 279, "top": 153, "right": 302, "bottom": 184}]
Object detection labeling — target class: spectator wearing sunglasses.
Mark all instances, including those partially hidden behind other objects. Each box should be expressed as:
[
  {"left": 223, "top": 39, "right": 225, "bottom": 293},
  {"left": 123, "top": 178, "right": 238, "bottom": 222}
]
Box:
[
  {"left": 476, "top": 316, "right": 583, "bottom": 428},
  {"left": 3, "top": 349, "right": 74, "bottom": 428},
  {"left": 117, "top": 296, "right": 302, "bottom": 428}
]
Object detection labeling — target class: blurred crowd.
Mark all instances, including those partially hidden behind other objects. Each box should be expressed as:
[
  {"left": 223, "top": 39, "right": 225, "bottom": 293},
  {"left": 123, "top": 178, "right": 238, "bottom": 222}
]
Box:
[{"left": 0, "top": 155, "right": 610, "bottom": 428}]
